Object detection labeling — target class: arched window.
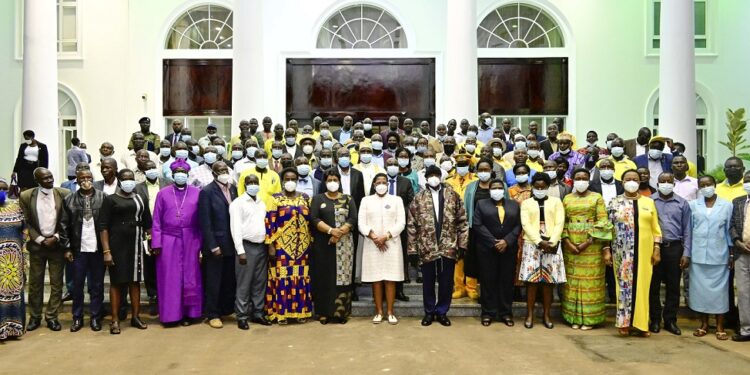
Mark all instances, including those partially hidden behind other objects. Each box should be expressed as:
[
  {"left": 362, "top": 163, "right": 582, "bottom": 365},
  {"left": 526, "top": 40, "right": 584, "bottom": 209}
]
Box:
[
  {"left": 58, "top": 86, "right": 82, "bottom": 170},
  {"left": 316, "top": 4, "right": 407, "bottom": 49},
  {"left": 652, "top": 92, "right": 707, "bottom": 168},
  {"left": 165, "top": 4, "right": 233, "bottom": 49},
  {"left": 477, "top": 2, "right": 564, "bottom": 48}
]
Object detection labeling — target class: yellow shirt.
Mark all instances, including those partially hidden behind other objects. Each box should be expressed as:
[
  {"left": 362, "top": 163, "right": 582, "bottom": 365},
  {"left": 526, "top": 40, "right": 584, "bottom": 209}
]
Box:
[
  {"left": 526, "top": 159, "right": 544, "bottom": 173},
  {"left": 237, "top": 168, "right": 281, "bottom": 207},
  {"left": 493, "top": 157, "right": 512, "bottom": 171},
  {"left": 264, "top": 138, "right": 283, "bottom": 155},
  {"left": 145, "top": 180, "right": 161, "bottom": 214},
  {"left": 687, "top": 161, "right": 698, "bottom": 178},
  {"left": 716, "top": 179, "right": 745, "bottom": 202},
  {"left": 599, "top": 156, "right": 637, "bottom": 181},
  {"left": 445, "top": 173, "right": 477, "bottom": 200}
]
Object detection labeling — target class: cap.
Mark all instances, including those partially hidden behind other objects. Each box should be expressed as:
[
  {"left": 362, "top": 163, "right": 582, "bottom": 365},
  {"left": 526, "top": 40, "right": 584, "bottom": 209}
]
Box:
[
  {"left": 139, "top": 117, "right": 150, "bottom": 124},
  {"left": 649, "top": 135, "right": 668, "bottom": 145},
  {"left": 207, "top": 124, "right": 217, "bottom": 130}
]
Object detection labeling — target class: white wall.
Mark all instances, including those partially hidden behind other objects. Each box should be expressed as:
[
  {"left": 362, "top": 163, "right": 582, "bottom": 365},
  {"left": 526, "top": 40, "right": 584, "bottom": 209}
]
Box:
[{"left": 0, "top": 0, "right": 23, "bottom": 178}]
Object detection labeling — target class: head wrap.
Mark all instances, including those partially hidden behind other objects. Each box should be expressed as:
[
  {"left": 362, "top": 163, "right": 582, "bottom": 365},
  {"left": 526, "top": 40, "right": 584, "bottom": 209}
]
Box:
[{"left": 170, "top": 159, "right": 191, "bottom": 172}]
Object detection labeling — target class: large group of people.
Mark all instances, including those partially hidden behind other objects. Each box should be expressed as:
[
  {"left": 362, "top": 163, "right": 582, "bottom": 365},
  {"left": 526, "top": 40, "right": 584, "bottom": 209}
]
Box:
[{"left": 1, "top": 115, "right": 749, "bottom": 344}]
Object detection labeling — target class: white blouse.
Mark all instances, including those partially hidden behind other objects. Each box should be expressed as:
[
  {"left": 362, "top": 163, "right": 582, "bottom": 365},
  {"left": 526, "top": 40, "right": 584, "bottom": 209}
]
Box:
[{"left": 24, "top": 145, "right": 39, "bottom": 162}]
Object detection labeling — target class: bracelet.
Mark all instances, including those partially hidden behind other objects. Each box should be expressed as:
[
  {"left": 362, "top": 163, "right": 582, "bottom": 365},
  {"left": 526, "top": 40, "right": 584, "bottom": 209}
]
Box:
[
  {"left": 103, "top": 250, "right": 111, "bottom": 254},
  {"left": 327, "top": 228, "right": 333, "bottom": 235}
]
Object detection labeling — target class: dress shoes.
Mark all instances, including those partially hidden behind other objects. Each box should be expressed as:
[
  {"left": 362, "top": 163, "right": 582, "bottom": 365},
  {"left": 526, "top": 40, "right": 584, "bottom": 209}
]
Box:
[
  {"left": 208, "top": 318, "right": 223, "bottom": 328},
  {"left": 664, "top": 321, "right": 682, "bottom": 336},
  {"left": 70, "top": 318, "right": 84, "bottom": 332},
  {"left": 436, "top": 315, "right": 452, "bottom": 327},
  {"left": 421, "top": 314, "right": 434, "bottom": 326},
  {"left": 396, "top": 291, "right": 410, "bottom": 302},
  {"left": 61, "top": 292, "right": 72, "bottom": 302},
  {"left": 251, "top": 316, "right": 272, "bottom": 326},
  {"left": 649, "top": 322, "right": 661, "bottom": 333},
  {"left": 47, "top": 319, "right": 62, "bottom": 331},
  {"left": 130, "top": 317, "right": 148, "bottom": 329},
  {"left": 90, "top": 318, "right": 102, "bottom": 332},
  {"left": 27, "top": 318, "right": 42, "bottom": 331},
  {"left": 731, "top": 334, "right": 750, "bottom": 342},
  {"left": 237, "top": 320, "right": 249, "bottom": 330}
]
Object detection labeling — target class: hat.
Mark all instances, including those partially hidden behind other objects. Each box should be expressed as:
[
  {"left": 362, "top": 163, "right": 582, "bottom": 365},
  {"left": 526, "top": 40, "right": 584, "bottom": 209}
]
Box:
[
  {"left": 488, "top": 138, "right": 506, "bottom": 148},
  {"left": 649, "top": 136, "right": 668, "bottom": 145},
  {"left": 454, "top": 152, "right": 471, "bottom": 163},
  {"left": 207, "top": 124, "right": 217, "bottom": 130},
  {"left": 558, "top": 133, "right": 573, "bottom": 141},
  {"left": 138, "top": 117, "right": 150, "bottom": 124},
  {"left": 299, "top": 135, "right": 317, "bottom": 146},
  {"left": 170, "top": 159, "right": 191, "bottom": 172},
  {"left": 425, "top": 165, "right": 442, "bottom": 178}
]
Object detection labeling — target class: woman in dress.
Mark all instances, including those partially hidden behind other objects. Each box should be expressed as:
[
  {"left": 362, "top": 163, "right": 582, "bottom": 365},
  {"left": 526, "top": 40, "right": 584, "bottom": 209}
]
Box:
[
  {"left": 395, "top": 148, "right": 420, "bottom": 194},
  {"left": 510, "top": 163, "right": 533, "bottom": 291},
  {"left": 519, "top": 173, "right": 566, "bottom": 329},
  {"left": 359, "top": 173, "right": 406, "bottom": 325},
  {"left": 561, "top": 168, "right": 612, "bottom": 330},
  {"left": 688, "top": 175, "right": 732, "bottom": 340},
  {"left": 463, "top": 158, "right": 496, "bottom": 300},
  {"left": 310, "top": 169, "right": 357, "bottom": 324},
  {"left": 605, "top": 169, "right": 662, "bottom": 337},
  {"left": 265, "top": 167, "right": 313, "bottom": 324},
  {"left": 0, "top": 177, "right": 25, "bottom": 340},
  {"left": 99, "top": 169, "right": 152, "bottom": 334},
  {"left": 12, "top": 130, "right": 49, "bottom": 190}
]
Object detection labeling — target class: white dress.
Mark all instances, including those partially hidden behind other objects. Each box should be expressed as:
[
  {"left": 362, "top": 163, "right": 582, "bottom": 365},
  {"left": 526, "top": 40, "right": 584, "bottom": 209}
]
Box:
[{"left": 358, "top": 194, "right": 406, "bottom": 282}]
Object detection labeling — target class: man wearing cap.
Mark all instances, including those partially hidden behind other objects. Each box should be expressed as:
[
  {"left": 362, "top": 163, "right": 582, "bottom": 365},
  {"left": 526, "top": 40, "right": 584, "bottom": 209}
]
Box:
[
  {"left": 165, "top": 119, "right": 186, "bottom": 146},
  {"left": 129, "top": 117, "right": 161, "bottom": 152},
  {"left": 445, "top": 152, "right": 479, "bottom": 300},
  {"left": 198, "top": 124, "right": 220, "bottom": 148},
  {"left": 634, "top": 136, "right": 673, "bottom": 189},
  {"left": 547, "top": 133, "right": 586, "bottom": 179}
]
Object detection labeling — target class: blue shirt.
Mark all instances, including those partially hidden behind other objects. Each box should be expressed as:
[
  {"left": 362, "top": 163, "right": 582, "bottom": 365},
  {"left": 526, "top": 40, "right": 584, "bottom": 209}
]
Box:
[
  {"left": 338, "top": 129, "right": 352, "bottom": 144},
  {"left": 653, "top": 193, "right": 693, "bottom": 257},
  {"left": 689, "top": 197, "right": 732, "bottom": 265},
  {"left": 504, "top": 169, "right": 537, "bottom": 187}
]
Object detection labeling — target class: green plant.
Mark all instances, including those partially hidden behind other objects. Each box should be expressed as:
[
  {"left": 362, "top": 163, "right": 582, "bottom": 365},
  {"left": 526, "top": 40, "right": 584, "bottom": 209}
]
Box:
[
  {"left": 703, "top": 164, "right": 725, "bottom": 181},
  {"left": 719, "top": 108, "right": 750, "bottom": 159}
]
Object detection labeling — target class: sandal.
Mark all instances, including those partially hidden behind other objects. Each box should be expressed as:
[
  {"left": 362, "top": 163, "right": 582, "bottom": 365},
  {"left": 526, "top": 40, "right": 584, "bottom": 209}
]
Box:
[
  {"left": 693, "top": 328, "right": 708, "bottom": 337},
  {"left": 277, "top": 319, "right": 288, "bottom": 325},
  {"left": 481, "top": 316, "right": 492, "bottom": 327},
  {"left": 618, "top": 328, "right": 630, "bottom": 336},
  {"left": 716, "top": 331, "right": 729, "bottom": 341},
  {"left": 319, "top": 317, "right": 328, "bottom": 325},
  {"left": 501, "top": 317, "right": 515, "bottom": 327},
  {"left": 524, "top": 318, "right": 533, "bottom": 329},
  {"left": 110, "top": 321, "right": 121, "bottom": 335}
]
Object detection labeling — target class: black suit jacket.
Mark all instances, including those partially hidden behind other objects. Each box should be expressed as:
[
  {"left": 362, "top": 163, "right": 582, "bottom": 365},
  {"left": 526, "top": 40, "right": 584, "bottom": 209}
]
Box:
[
  {"left": 730, "top": 195, "right": 749, "bottom": 245},
  {"left": 589, "top": 177, "right": 624, "bottom": 196},
  {"left": 342, "top": 167, "right": 365, "bottom": 210},
  {"left": 539, "top": 139, "right": 555, "bottom": 159},
  {"left": 13, "top": 142, "right": 49, "bottom": 172},
  {"left": 164, "top": 133, "right": 184, "bottom": 146},
  {"left": 198, "top": 181, "right": 238, "bottom": 256},
  {"left": 472, "top": 198, "right": 521, "bottom": 252}
]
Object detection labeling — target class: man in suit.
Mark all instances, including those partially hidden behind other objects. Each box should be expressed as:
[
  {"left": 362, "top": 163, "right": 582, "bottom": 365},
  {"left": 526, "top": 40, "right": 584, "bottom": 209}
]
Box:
[
  {"left": 728, "top": 169, "right": 750, "bottom": 341},
  {"left": 198, "top": 161, "right": 238, "bottom": 328},
  {"left": 335, "top": 146, "right": 365, "bottom": 299},
  {"left": 135, "top": 159, "right": 166, "bottom": 315},
  {"left": 634, "top": 136, "right": 673, "bottom": 189},
  {"left": 294, "top": 156, "right": 320, "bottom": 197},
  {"left": 19, "top": 168, "right": 71, "bottom": 331},
  {"left": 333, "top": 116, "right": 354, "bottom": 144},
  {"left": 283, "top": 128, "right": 303, "bottom": 159},
  {"left": 60, "top": 161, "right": 90, "bottom": 303},
  {"left": 528, "top": 121, "right": 546, "bottom": 143},
  {"left": 94, "top": 158, "right": 120, "bottom": 195},
  {"left": 539, "top": 123, "right": 559, "bottom": 158},
  {"left": 165, "top": 119, "right": 186, "bottom": 146},
  {"left": 589, "top": 158, "right": 624, "bottom": 204},
  {"left": 372, "top": 158, "right": 414, "bottom": 301},
  {"left": 624, "top": 127, "right": 652, "bottom": 159}
]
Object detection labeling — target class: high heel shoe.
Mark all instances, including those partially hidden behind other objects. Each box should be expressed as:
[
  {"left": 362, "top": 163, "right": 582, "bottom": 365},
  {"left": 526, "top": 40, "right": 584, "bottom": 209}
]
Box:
[
  {"left": 543, "top": 318, "right": 554, "bottom": 329},
  {"left": 524, "top": 317, "right": 533, "bottom": 329},
  {"left": 131, "top": 316, "right": 148, "bottom": 330},
  {"left": 110, "top": 321, "right": 121, "bottom": 335}
]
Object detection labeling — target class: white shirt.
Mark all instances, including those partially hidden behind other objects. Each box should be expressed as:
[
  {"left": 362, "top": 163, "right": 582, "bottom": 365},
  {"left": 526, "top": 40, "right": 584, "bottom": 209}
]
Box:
[
  {"left": 103, "top": 180, "right": 118, "bottom": 195},
  {"left": 24, "top": 145, "right": 40, "bottom": 162},
  {"left": 430, "top": 186, "right": 441, "bottom": 219},
  {"left": 296, "top": 175, "right": 315, "bottom": 197},
  {"left": 80, "top": 217, "right": 97, "bottom": 253},
  {"left": 648, "top": 158, "right": 663, "bottom": 189},
  {"left": 339, "top": 167, "right": 352, "bottom": 195},
  {"left": 120, "top": 149, "right": 159, "bottom": 171},
  {"left": 233, "top": 158, "right": 256, "bottom": 183},
  {"left": 636, "top": 143, "right": 647, "bottom": 157},
  {"left": 674, "top": 176, "right": 699, "bottom": 201},
  {"left": 229, "top": 193, "right": 267, "bottom": 254},
  {"left": 35, "top": 189, "right": 57, "bottom": 243},
  {"left": 600, "top": 177, "right": 618, "bottom": 206}
]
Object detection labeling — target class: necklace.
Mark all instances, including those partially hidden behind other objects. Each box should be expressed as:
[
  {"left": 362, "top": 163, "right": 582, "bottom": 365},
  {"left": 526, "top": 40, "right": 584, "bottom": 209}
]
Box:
[{"left": 173, "top": 186, "right": 189, "bottom": 218}]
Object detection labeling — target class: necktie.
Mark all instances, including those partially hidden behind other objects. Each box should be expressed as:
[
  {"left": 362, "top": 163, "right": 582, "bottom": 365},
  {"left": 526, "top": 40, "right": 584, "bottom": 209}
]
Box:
[
  {"left": 389, "top": 179, "right": 395, "bottom": 195},
  {"left": 274, "top": 160, "right": 279, "bottom": 171}
]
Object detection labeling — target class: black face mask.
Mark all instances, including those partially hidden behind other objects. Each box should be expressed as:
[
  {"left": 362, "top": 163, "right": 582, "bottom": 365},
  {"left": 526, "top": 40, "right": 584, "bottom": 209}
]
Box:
[{"left": 443, "top": 145, "right": 455, "bottom": 155}]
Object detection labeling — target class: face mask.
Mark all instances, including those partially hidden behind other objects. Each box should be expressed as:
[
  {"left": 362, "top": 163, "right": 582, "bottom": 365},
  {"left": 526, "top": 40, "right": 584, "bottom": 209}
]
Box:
[
  {"left": 516, "top": 174, "right": 529, "bottom": 184},
  {"left": 369, "top": 141, "right": 383, "bottom": 151},
  {"left": 191, "top": 146, "right": 200, "bottom": 154},
  {"left": 477, "top": 172, "right": 491, "bottom": 182},
  {"left": 527, "top": 149, "right": 540, "bottom": 159},
  {"left": 338, "top": 157, "right": 351, "bottom": 168},
  {"left": 649, "top": 149, "right": 663, "bottom": 160},
  {"left": 175, "top": 150, "right": 189, "bottom": 159},
  {"left": 25, "top": 139, "right": 32, "bottom": 145},
  {"left": 559, "top": 148, "right": 571, "bottom": 155},
  {"left": 545, "top": 171, "right": 557, "bottom": 180},
  {"left": 323, "top": 140, "right": 333, "bottom": 149},
  {"left": 302, "top": 145, "right": 314, "bottom": 155},
  {"left": 284, "top": 181, "right": 297, "bottom": 192},
  {"left": 599, "top": 169, "right": 615, "bottom": 180},
  {"left": 217, "top": 173, "right": 231, "bottom": 185},
  {"left": 232, "top": 151, "right": 243, "bottom": 160},
  {"left": 0, "top": 190, "right": 6, "bottom": 204},
  {"left": 360, "top": 153, "right": 372, "bottom": 164},
  {"left": 465, "top": 145, "right": 476, "bottom": 154},
  {"left": 456, "top": 166, "right": 470, "bottom": 176},
  {"left": 204, "top": 152, "right": 217, "bottom": 164},
  {"left": 160, "top": 147, "right": 171, "bottom": 157},
  {"left": 427, "top": 176, "right": 441, "bottom": 188},
  {"left": 490, "top": 189, "right": 504, "bottom": 201},
  {"left": 326, "top": 181, "right": 339, "bottom": 192},
  {"left": 387, "top": 165, "right": 400, "bottom": 177},
  {"left": 173, "top": 172, "right": 188, "bottom": 185},
  {"left": 532, "top": 188, "right": 548, "bottom": 199},
  {"left": 699, "top": 186, "right": 715, "bottom": 198},
  {"left": 437, "top": 135, "right": 446, "bottom": 142},
  {"left": 443, "top": 145, "right": 455, "bottom": 155},
  {"left": 363, "top": 123, "right": 373, "bottom": 131},
  {"left": 467, "top": 131, "right": 477, "bottom": 138},
  {"left": 286, "top": 137, "right": 296, "bottom": 146},
  {"left": 624, "top": 180, "right": 640, "bottom": 193},
  {"left": 492, "top": 148, "right": 503, "bottom": 157},
  {"left": 606, "top": 140, "right": 613, "bottom": 150},
  {"left": 484, "top": 118, "right": 492, "bottom": 126},
  {"left": 246, "top": 184, "right": 260, "bottom": 196},
  {"left": 256, "top": 159, "right": 269, "bottom": 169},
  {"left": 417, "top": 146, "right": 428, "bottom": 154},
  {"left": 120, "top": 180, "right": 136, "bottom": 193},
  {"left": 514, "top": 141, "right": 527, "bottom": 151},
  {"left": 397, "top": 158, "right": 409, "bottom": 168},
  {"left": 215, "top": 146, "right": 226, "bottom": 156},
  {"left": 657, "top": 183, "right": 674, "bottom": 195},
  {"left": 388, "top": 144, "right": 398, "bottom": 151},
  {"left": 611, "top": 147, "right": 624, "bottom": 157},
  {"left": 744, "top": 183, "right": 750, "bottom": 195},
  {"left": 574, "top": 180, "right": 589, "bottom": 193},
  {"left": 423, "top": 158, "right": 436, "bottom": 168},
  {"left": 181, "top": 135, "right": 192, "bottom": 141},
  {"left": 297, "top": 164, "right": 310, "bottom": 177},
  {"left": 146, "top": 168, "right": 160, "bottom": 180},
  {"left": 441, "top": 161, "right": 453, "bottom": 172},
  {"left": 246, "top": 147, "right": 258, "bottom": 158},
  {"left": 375, "top": 183, "right": 388, "bottom": 195},
  {"left": 272, "top": 149, "right": 283, "bottom": 159},
  {"left": 320, "top": 157, "right": 332, "bottom": 168},
  {"left": 321, "top": 129, "right": 331, "bottom": 138},
  {"left": 406, "top": 146, "right": 416, "bottom": 155}
]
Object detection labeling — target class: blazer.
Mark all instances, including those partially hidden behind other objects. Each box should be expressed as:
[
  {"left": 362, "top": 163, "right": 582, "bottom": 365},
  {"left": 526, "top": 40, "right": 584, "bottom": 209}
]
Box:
[
  {"left": 520, "top": 196, "right": 565, "bottom": 246},
  {"left": 19, "top": 187, "right": 71, "bottom": 252},
  {"left": 472, "top": 198, "right": 521, "bottom": 252},
  {"left": 340, "top": 167, "right": 366, "bottom": 210},
  {"left": 164, "top": 132, "right": 184, "bottom": 145},
  {"left": 590, "top": 177, "right": 624, "bottom": 196},
  {"left": 730, "top": 195, "right": 750, "bottom": 247},
  {"left": 198, "top": 181, "right": 238, "bottom": 256},
  {"left": 690, "top": 197, "right": 733, "bottom": 265},
  {"left": 13, "top": 142, "right": 49, "bottom": 172},
  {"left": 135, "top": 179, "right": 168, "bottom": 200},
  {"left": 60, "top": 189, "right": 106, "bottom": 253},
  {"left": 623, "top": 138, "right": 646, "bottom": 159},
  {"left": 93, "top": 179, "right": 119, "bottom": 193},
  {"left": 299, "top": 175, "right": 322, "bottom": 196},
  {"left": 634, "top": 153, "right": 673, "bottom": 174},
  {"left": 539, "top": 139, "right": 556, "bottom": 160},
  {"left": 406, "top": 185, "right": 469, "bottom": 264}
]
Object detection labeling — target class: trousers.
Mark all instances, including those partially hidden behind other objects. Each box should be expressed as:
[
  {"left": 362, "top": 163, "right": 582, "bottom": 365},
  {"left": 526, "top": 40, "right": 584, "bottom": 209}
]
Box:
[
  {"left": 736, "top": 253, "right": 750, "bottom": 336},
  {"left": 477, "top": 247, "right": 516, "bottom": 318},
  {"left": 203, "top": 254, "right": 237, "bottom": 319},
  {"left": 649, "top": 242, "right": 682, "bottom": 324},
  {"left": 28, "top": 247, "right": 65, "bottom": 320},
  {"left": 421, "top": 257, "right": 455, "bottom": 316},
  {"left": 235, "top": 242, "right": 268, "bottom": 321},
  {"left": 71, "top": 251, "right": 105, "bottom": 320}
]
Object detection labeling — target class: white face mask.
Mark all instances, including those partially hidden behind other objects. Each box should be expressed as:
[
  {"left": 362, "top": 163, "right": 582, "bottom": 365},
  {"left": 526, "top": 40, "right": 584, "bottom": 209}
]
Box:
[
  {"left": 649, "top": 149, "right": 663, "bottom": 160},
  {"left": 611, "top": 147, "right": 624, "bottom": 157},
  {"left": 423, "top": 158, "right": 436, "bottom": 168},
  {"left": 545, "top": 171, "right": 557, "bottom": 180},
  {"left": 493, "top": 148, "right": 503, "bottom": 157},
  {"left": 302, "top": 145, "right": 314, "bottom": 155},
  {"left": 606, "top": 140, "right": 613, "bottom": 150},
  {"left": 326, "top": 181, "right": 339, "bottom": 192},
  {"left": 246, "top": 184, "right": 260, "bottom": 196},
  {"left": 516, "top": 174, "right": 529, "bottom": 184},
  {"left": 574, "top": 180, "right": 589, "bottom": 193},
  {"left": 699, "top": 186, "right": 715, "bottom": 198},
  {"left": 375, "top": 183, "right": 388, "bottom": 195},
  {"left": 527, "top": 149, "right": 540, "bottom": 159},
  {"left": 160, "top": 147, "right": 171, "bottom": 157},
  {"left": 624, "top": 180, "right": 640, "bottom": 193},
  {"left": 359, "top": 153, "right": 372, "bottom": 164},
  {"left": 532, "top": 188, "right": 548, "bottom": 199},
  {"left": 658, "top": 183, "right": 674, "bottom": 196},
  {"left": 371, "top": 141, "right": 383, "bottom": 151},
  {"left": 490, "top": 189, "right": 504, "bottom": 201},
  {"left": 456, "top": 166, "right": 470, "bottom": 176},
  {"left": 477, "top": 172, "right": 491, "bottom": 182},
  {"left": 387, "top": 165, "right": 400, "bottom": 177},
  {"left": 320, "top": 157, "right": 332, "bottom": 167},
  {"left": 467, "top": 131, "right": 477, "bottom": 138},
  {"left": 465, "top": 144, "right": 476, "bottom": 154},
  {"left": 427, "top": 176, "right": 441, "bottom": 188},
  {"left": 217, "top": 173, "right": 231, "bottom": 185},
  {"left": 284, "top": 180, "right": 297, "bottom": 192},
  {"left": 363, "top": 123, "right": 373, "bottom": 131},
  {"left": 599, "top": 169, "right": 615, "bottom": 180},
  {"left": 484, "top": 118, "right": 492, "bottom": 126},
  {"left": 440, "top": 161, "right": 453, "bottom": 172},
  {"left": 744, "top": 183, "right": 750, "bottom": 195}
]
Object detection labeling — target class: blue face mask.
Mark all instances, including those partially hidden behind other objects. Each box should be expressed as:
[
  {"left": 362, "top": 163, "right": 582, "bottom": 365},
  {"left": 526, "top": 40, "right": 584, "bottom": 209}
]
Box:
[
  {"left": 175, "top": 150, "right": 189, "bottom": 159},
  {"left": 145, "top": 169, "right": 160, "bottom": 180},
  {"left": 246, "top": 184, "right": 260, "bottom": 196},
  {"left": 120, "top": 180, "right": 137, "bottom": 193},
  {"left": 246, "top": 147, "right": 258, "bottom": 158},
  {"left": 232, "top": 150, "right": 244, "bottom": 160},
  {"left": 0, "top": 190, "right": 6, "bottom": 204},
  {"left": 173, "top": 172, "right": 188, "bottom": 185},
  {"left": 215, "top": 146, "right": 226, "bottom": 156},
  {"left": 272, "top": 149, "right": 283, "bottom": 159},
  {"left": 338, "top": 157, "right": 350, "bottom": 168},
  {"left": 203, "top": 152, "right": 217, "bottom": 164}
]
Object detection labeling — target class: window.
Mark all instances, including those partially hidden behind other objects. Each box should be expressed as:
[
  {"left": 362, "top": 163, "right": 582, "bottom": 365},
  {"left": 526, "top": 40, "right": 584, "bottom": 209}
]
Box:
[
  {"left": 316, "top": 4, "right": 407, "bottom": 49},
  {"left": 58, "top": 87, "right": 81, "bottom": 172},
  {"left": 165, "top": 4, "right": 233, "bottom": 49},
  {"left": 652, "top": 93, "right": 707, "bottom": 166},
  {"left": 650, "top": 0, "right": 709, "bottom": 52},
  {"left": 164, "top": 117, "right": 232, "bottom": 144},
  {"left": 477, "top": 2, "right": 564, "bottom": 48},
  {"left": 488, "top": 116, "right": 567, "bottom": 135},
  {"left": 57, "top": 0, "right": 79, "bottom": 54}
]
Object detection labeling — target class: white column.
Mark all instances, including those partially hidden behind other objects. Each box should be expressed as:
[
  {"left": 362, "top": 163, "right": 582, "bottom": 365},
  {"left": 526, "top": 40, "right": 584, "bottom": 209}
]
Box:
[
  {"left": 659, "top": 0, "right": 695, "bottom": 162},
  {"left": 444, "top": 0, "right": 478, "bottom": 124},
  {"left": 232, "top": 0, "right": 265, "bottom": 125},
  {"left": 22, "top": 0, "right": 59, "bottom": 177}
]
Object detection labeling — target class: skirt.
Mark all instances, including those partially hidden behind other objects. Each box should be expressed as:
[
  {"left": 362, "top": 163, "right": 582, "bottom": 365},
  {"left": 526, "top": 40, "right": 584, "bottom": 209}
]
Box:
[
  {"left": 688, "top": 263, "right": 729, "bottom": 314},
  {"left": 518, "top": 222, "right": 566, "bottom": 284}
]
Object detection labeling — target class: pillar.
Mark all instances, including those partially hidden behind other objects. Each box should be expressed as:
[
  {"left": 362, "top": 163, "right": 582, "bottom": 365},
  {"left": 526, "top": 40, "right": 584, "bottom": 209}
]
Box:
[
  {"left": 232, "top": 0, "right": 265, "bottom": 126},
  {"left": 659, "top": 0, "right": 695, "bottom": 162},
  {"left": 444, "top": 0, "right": 478, "bottom": 124}
]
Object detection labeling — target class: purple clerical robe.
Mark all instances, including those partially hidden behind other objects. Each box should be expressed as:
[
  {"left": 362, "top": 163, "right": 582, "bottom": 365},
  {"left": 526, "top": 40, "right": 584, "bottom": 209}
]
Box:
[{"left": 151, "top": 185, "right": 203, "bottom": 323}]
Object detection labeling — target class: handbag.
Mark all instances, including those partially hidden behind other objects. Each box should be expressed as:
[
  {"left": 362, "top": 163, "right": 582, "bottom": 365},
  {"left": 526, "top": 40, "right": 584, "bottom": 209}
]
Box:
[{"left": 8, "top": 175, "right": 21, "bottom": 199}]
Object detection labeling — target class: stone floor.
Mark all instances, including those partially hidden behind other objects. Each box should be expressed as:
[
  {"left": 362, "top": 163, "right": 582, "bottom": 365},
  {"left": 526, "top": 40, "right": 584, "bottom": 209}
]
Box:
[{"left": 3, "top": 314, "right": 750, "bottom": 374}]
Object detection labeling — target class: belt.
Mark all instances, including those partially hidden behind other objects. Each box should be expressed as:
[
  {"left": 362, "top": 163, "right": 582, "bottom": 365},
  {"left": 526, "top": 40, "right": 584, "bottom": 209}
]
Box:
[
  {"left": 661, "top": 240, "right": 682, "bottom": 248},
  {"left": 119, "top": 221, "right": 143, "bottom": 226}
]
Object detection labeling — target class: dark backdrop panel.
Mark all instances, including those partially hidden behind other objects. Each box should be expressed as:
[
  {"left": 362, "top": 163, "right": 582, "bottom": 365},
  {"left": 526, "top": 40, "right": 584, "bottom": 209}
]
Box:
[
  {"left": 163, "top": 59, "right": 232, "bottom": 116},
  {"left": 286, "top": 58, "right": 435, "bottom": 127},
  {"left": 478, "top": 58, "right": 568, "bottom": 116}
]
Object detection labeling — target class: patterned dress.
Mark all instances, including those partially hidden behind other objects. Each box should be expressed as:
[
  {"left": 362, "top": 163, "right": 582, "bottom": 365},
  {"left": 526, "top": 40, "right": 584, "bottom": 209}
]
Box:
[
  {"left": 510, "top": 184, "right": 532, "bottom": 286},
  {"left": 265, "top": 193, "right": 313, "bottom": 321},
  {"left": 607, "top": 195, "right": 662, "bottom": 331},
  {"left": 561, "top": 192, "right": 613, "bottom": 326},
  {"left": 0, "top": 201, "right": 25, "bottom": 339}
]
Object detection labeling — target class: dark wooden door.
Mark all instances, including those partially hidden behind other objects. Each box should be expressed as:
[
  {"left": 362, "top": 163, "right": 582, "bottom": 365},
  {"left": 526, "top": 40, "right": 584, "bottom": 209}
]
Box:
[{"left": 163, "top": 59, "right": 232, "bottom": 116}]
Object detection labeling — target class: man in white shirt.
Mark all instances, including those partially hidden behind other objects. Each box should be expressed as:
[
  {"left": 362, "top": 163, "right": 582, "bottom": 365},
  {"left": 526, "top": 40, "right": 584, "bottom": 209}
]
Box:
[
  {"left": 94, "top": 158, "right": 119, "bottom": 195},
  {"left": 294, "top": 156, "right": 319, "bottom": 197},
  {"left": 672, "top": 155, "right": 698, "bottom": 201},
  {"left": 229, "top": 174, "right": 271, "bottom": 329}
]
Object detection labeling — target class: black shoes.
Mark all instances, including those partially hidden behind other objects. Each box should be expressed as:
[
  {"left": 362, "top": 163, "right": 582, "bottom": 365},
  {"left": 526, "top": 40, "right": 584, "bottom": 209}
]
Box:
[
  {"left": 47, "top": 319, "right": 62, "bottom": 331},
  {"left": 130, "top": 317, "right": 148, "bottom": 330},
  {"left": 90, "top": 318, "right": 102, "bottom": 332},
  {"left": 649, "top": 322, "right": 661, "bottom": 333},
  {"left": 70, "top": 318, "right": 84, "bottom": 332},
  {"left": 421, "top": 314, "right": 434, "bottom": 326},
  {"left": 664, "top": 321, "right": 682, "bottom": 335},
  {"left": 436, "top": 315, "right": 451, "bottom": 327},
  {"left": 61, "top": 292, "right": 72, "bottom": 302},
  {"left": 27, "top": 318, "right": 41, "bottom": 331},
  {"left": 396, "top": 291, "right": 410, "bottom": 302},
  {"left": 732, "top": 334, "right": 750, "bottom": 342},
  {"left": 251, "top": 316, "right": 272, "bottom": 326},
  {"left": 238, "top": 320, "right": 249, "bottom": 330}
]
